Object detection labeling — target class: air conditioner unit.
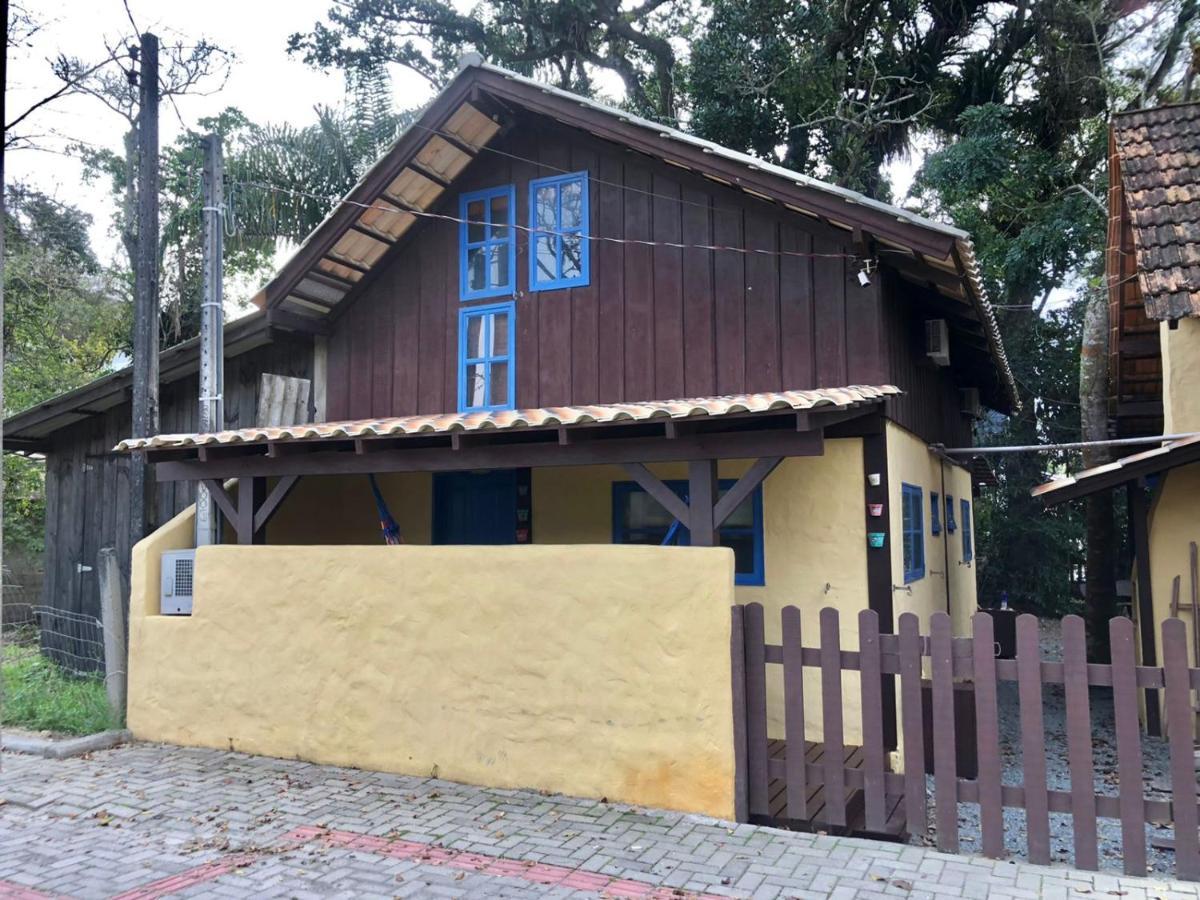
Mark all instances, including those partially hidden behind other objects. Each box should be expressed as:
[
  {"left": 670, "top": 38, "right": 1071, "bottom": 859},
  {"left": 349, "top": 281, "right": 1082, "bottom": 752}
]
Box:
[
  {"left": 960, "top": 387, "right": 982, "bottom": 419},
  {"left": 925, "top": 319, "right": 951, "bottom": 366},
  {"left": 160, "top": 550, "right": 196, "bottom": 615}
]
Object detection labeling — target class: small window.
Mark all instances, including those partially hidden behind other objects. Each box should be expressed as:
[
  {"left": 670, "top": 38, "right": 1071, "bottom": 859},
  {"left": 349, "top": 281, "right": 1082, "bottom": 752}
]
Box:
[
  {"left": 945, "top": 494, "right": 957, "bottom": 533},
  {"left": 901, "top": 483, "right": 925, "bottom": 583},
  {"left": 458, "top": 303, "right": 515, "bottom": 412},
  {"left": 460, "top": 185, "right": 516, "bottom": 300},
  {"left": 612, "top": 479, "right": 764, "bottom": 585},
  {"left": 961, "top": 498, "right": 973, "bottom": 562},
  {"left": 930, "top": 491, "right": 941, "bottom": 536},
  {"left": 529, "top": 172, "right": 589, "bottom": 291}
]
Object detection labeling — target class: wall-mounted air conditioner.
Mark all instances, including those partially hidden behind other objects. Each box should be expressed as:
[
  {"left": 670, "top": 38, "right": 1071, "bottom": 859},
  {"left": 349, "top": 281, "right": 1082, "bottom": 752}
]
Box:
[
  {"left": 960, "top": 387, "right": 982, "bottom": 419},
  {"left": 160, "top": 550, "right": 196, "bottom": 615},
  {"left": 925, "top": 319, "right": 951, "bottom": 367}
]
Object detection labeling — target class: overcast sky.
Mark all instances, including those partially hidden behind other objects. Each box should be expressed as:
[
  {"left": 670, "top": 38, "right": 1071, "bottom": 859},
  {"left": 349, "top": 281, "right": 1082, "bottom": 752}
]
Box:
[{"left": 6, "top": 0, "right": 440, "bottom": 273}]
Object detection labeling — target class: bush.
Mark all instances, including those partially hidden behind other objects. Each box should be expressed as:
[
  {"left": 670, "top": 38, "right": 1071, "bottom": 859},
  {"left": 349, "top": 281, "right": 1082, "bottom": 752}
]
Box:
[{"left": 1, "top": 639, "right": 116, "bottom": 735}]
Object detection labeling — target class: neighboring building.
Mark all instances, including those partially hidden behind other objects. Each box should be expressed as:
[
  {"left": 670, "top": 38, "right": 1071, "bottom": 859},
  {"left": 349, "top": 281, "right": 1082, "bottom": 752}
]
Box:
[
  {"left": 3, "top": 315, "right": 316, "bottom": 622},
  {"left": 1036, "top": 101, "right": 1200, "bottom": 735}
]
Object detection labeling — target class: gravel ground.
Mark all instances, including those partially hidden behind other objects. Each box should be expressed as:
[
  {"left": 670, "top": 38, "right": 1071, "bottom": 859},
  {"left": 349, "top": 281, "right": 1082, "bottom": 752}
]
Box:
[{"left": 922, "top": 618, "right": 1179, "bottom": 876}]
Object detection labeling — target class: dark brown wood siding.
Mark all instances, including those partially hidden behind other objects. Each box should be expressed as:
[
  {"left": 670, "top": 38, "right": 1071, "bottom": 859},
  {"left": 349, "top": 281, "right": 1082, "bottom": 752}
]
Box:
[
  {"left": 881, "top": 275, "right": 974, "bottom": 446},
  {"left": 326, "top": 115, "right": 889, "bottom": 417},
  {"left": 41, "top": 333, "right": 313, "bottom": 621}
]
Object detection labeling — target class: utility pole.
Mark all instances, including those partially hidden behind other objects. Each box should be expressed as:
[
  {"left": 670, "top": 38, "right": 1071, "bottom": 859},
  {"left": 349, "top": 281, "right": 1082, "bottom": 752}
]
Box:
[
  {"left": 196, "top": 133, "right": 224, "bottom": 546},
  {"left": 129, "top": 32, "right": 160, "bottom": 558}
]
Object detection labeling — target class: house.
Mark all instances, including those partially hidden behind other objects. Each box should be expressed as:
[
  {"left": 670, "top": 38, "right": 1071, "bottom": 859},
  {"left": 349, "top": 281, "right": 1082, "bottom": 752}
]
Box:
[
  {"left": 1035, "top": 101, "right": 1200, "bottom": 736},
  {"left": 17, "top": 56, "right": 1015, "bottom": 817},
  {"left": 3, "top": 313, "right": 317, "bottom": 620}
]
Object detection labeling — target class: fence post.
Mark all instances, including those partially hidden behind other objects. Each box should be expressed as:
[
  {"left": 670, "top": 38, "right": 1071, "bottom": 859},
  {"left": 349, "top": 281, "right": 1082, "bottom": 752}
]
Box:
[{"left": 98, "top": 548, "right": 127, "bottom": 725}]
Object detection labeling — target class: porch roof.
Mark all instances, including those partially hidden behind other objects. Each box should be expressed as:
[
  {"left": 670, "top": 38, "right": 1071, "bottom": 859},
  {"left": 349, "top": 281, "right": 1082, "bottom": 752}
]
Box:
[
  {"left": 1032, "top": 434, "right": 1200, "bottom": 505},
  {"left": 116, "top": 385, "right": 899, "bottom": 453}
]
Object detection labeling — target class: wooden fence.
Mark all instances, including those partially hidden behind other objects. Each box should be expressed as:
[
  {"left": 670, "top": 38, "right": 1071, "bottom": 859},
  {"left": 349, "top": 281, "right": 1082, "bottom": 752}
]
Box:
[{"left": 731, "top": 604, "right": 1200, "bottom": 881}]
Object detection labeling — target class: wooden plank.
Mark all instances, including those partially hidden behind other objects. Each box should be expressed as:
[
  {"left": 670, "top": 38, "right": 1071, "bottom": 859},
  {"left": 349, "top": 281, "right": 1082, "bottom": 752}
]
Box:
[
  {"left": 899, "top": 613, "right": 927, "bottom": 838},
  {"left": 1162, "top": 618, "right": 1200, "bottom": 880},
  {"left": 595, "top": 150, "right": 625, "bottom": 402},
  {"left": 201, "top": 479, "right": 238, "bottom": 523},
  {"left": 862, "top": 426, "right": 896, "bottom": 749},
  {"left": 687, "top": 459, "right": 719, "bottom": 547},
  {"left": 730, "top": 604, "right": 749, "bottom": 823},
  {"left": 779, "top": 225, "right": 815, "bottom": 390},
  {"left": 621, "top": 462, "right": 689, "bottom": 523},
  {"left": 858, "top": 609, "right": 887, "bottom": 832},
  {"left": 253, "top": 475, "right": 302, "bottom": 534},
  {"left": 744, "top": 603, "right": 770, "bottom": 817},
  {"left": 820, "top": 607, "right": 847, "bottom": 827},
  {"left": 1110, "top": 615, "right": 1148, "bottom": 876},
  {"left": 930, "top": 612, "right": 958, "bottom": 852},
  {"left": 392, "top": 260, "right": 420, "bottom": 414},
  {"left": 972, "top": 611, "right": 1005, "bottom": 859},
  {"left": 652, "top": 172, "right": 684, "bottom": 400},
  {"left": 681, "top": 185, "right": 715, "bottom": 397},
  {"left": 782, "top": 605, "right": 808, "bottom": 820},
  {"left": 1062, "top": 614, "right": 1099, "bottom": 870},
  {"left": 713, "top": 205, "right": 745, "bottom": 393},
  {"left": 623, "top": 163, "right": 654, "bottom": 403},
  {"left": 416, "top": 228, "right": 447, "bottom": 414},
  {"left": 743, "top": 210, "right": 780, "bottom": 392},
  {"left": 235, "top": 476, "right": 267, "bottom": 545},
  {"left": 813, "top": 238, "right": 847, "bottom": 386},
  {"left": 1016, "top": 613, "right": 1051, "bottom": 865}
]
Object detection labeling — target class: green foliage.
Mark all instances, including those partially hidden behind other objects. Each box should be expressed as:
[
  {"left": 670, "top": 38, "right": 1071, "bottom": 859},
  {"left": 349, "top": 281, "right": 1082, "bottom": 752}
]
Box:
[
  {"left": 1, "top": 639, "right": 116, "bottom": 735},
  {"left": 289, "top": 0, "right": 694, "bottom": 120}
]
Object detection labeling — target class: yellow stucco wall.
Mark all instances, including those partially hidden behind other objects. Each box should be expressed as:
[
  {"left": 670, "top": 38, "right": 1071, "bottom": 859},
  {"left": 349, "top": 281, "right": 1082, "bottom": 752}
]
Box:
[
  {"left": 262, "top": 473, "right": 433, "bottom": 544},
  {"left": 127, "top": 540, "right": 737, "bottom": 819},
  {"left": 1144, "top": 464, "right": 1200, "bottom": 669},
  {"left": 1161, "top": 318, "right": 1200, "bottom": 435},
  {"left": 885, "top": 422, "right": 978, "bottom": 634}
]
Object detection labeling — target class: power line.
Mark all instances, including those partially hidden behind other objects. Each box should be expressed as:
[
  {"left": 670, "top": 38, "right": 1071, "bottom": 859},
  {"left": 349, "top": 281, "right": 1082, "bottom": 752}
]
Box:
[{"left": 938, "top": 432, "right": 1200, "bottom": 455}]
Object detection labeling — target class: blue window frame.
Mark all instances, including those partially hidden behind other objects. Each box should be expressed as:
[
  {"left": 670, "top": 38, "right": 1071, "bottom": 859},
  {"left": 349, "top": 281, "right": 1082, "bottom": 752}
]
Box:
[
  {"left": 459, "top": 185, "right": 516, "bottom": 300},
  {"left": 930, "top": 491, "right": 941, "bottom": 536},
  {"left": 458, "top": 302, "right": 515, "bottom": 412},
  {"left": 945, "top": 494, "right": 957, "bottom": 533},
  {"left": 529, "top": 171, "right": 589, "bottom": 291},
  {"left": 901, "top": 483, "right": 925, "bottom": 583},
  {"left": 612, "top": 479, "right": 764, "bottom": 585},
  {"left": 961, "top": 498, "right": 973, "bottom": 562}
]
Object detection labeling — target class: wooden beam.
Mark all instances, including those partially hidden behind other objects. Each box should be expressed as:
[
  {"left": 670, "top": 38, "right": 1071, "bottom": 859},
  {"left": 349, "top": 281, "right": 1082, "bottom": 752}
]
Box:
[
  {"left": 253, "top": 475, "right": 302, "bottom": 533},
  {"left": 236, "top": 476, "right": 267, "bottom": 545},
  {"left": 863, "top": 427, "right": 897, "bottom": 750},
  {"left": 156, "top": 427, "right": 826, "bottom": 482},
  {"left": 348, "top": 222, "right": 396, "bottom": 245},
  {"left": 267, "top": 308, "right": 331, "bottom": 336},
  {"left": 201, "top": 478, "right": 237, "bottom": 523},
  {"left": 323, "top": 254, "right": 372, "bottom": 275},
  {"left": 622, "top": 462, "right": 689, "bottom": 523},
  {"left": 713, "top": 456, "right": 783, "bottom": 528},
  {"left": 688, "top": 459, "right": 720, "bottom": 546},
  {"left": 408, "top": 161, "right": 451, "bottom": 189},
  {"left": 1129, "top": 480, "right": 1163, "bottom": 736}
]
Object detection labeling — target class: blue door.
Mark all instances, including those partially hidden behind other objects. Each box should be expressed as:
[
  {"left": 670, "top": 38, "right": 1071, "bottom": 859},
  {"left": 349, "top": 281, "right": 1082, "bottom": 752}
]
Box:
[{"left": 433, "top": 470, "right": 519, "bottom": 544}]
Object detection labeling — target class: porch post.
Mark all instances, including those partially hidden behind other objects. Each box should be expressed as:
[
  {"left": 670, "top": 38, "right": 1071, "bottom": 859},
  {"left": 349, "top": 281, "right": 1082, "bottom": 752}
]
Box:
[
  {"left": 688, "top": 459, "right": 719, "bottom": 547},
  {"left": 236, "top": 476, "right": 267, "bottom": 545},
  {"left": 1128, "top": 479, "right": 1162, "bottom": 736},
  {"left": 862, "top": 427, "right": 898, "bottom": 749}
]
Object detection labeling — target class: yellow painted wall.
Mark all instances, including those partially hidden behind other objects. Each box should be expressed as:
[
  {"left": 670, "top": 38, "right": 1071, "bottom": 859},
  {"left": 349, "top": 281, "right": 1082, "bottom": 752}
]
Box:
[
  {"left": 1144, "top": 464, "right": 1200, "bottom": 667},
  {"left": 263, "top": 473, "right": 433, "bottom": 544},
  {"left": 531, "top": 443, "right": 870, "bottom": 742},
  {"left": 1161, "top": 318, "right": 1200, "bottom": 435},
  {"left": 885, "top": 421, "right": 978, "bottom": 635}
]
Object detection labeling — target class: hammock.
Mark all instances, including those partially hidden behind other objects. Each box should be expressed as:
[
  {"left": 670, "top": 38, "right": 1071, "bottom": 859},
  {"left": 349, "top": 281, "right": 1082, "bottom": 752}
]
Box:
[{"left": 368, "top": 475, "right": 403, "bottom": 544}]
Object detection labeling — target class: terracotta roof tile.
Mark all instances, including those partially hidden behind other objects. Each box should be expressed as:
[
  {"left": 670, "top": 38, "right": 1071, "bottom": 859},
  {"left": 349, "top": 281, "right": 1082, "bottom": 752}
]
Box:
[{"left": 116, "top": 385, "right": 901, "bottom": 452}]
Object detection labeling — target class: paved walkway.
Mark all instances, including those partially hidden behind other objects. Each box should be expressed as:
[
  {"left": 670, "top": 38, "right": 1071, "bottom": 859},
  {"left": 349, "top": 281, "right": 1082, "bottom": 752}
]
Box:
[{"left": 0, "top": 744, "right": 1195, "bottom": 899}]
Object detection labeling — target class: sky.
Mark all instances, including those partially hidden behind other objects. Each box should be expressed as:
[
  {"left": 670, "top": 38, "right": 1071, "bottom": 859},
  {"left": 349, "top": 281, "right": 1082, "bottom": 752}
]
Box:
[{"left": 6, "top": 0, "right": 440, "bottom": 275}]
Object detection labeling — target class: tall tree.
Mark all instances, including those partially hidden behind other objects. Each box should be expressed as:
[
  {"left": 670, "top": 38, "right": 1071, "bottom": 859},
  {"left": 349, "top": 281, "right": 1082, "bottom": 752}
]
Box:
[{"left": 289, "top": 0, "right": 694, "bottom": 121}]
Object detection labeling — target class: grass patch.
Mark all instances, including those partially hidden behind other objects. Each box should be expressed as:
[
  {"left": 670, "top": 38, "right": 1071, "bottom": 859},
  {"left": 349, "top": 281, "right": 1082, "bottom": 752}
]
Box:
[{"left": 2, "top": 640, "right": 116, "bottom": 735}]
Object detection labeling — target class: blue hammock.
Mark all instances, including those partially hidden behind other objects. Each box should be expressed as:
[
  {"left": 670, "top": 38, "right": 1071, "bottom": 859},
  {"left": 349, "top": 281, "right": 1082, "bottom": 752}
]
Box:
[{"left": 368, "top": 475, "right": 403, "bottom": 544}]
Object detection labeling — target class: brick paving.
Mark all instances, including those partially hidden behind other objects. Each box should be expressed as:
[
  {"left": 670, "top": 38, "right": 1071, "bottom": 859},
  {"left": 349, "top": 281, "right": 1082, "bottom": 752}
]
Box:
[{"left": 0, "top": 744, "right": 1197, "bottom": 899}]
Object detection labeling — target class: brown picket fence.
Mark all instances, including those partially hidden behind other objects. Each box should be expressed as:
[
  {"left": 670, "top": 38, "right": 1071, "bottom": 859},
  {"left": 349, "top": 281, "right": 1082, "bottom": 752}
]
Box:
[{"left": 730, "top": 604, "right": 1200, "bottom": 880}]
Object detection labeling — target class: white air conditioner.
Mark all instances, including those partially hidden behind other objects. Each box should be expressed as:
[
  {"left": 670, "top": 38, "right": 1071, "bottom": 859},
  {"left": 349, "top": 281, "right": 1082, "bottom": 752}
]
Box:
[
  {"left": 160, "top": 550, "right": 196, "bottom": 615},
  {"left": 960, "top": 387, "right": 982, "bottom": 419},
  {"left": 925, "top": 319, "right": 951, "bottom": 367}
]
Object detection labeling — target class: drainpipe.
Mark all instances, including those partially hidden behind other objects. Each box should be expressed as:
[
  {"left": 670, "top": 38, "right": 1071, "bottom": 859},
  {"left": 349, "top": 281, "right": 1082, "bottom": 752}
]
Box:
[{"left": 940, "top": 457, "right": 953, "bottom": 616}]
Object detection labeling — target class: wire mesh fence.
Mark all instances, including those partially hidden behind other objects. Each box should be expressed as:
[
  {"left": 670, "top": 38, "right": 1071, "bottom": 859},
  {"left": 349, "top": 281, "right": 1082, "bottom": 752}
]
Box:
[{"left": 3, "top": 567, "right": 114, "bottom": 735}]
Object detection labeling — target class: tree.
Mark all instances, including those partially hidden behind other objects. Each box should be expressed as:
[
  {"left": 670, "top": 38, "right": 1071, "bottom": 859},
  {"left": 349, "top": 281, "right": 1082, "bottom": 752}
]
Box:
[
  {"left": 3, "top": 185, "right": 128, "bottom": 559},
  {"left": 289, "top": 0, "right": 694, "bottom": 121}
]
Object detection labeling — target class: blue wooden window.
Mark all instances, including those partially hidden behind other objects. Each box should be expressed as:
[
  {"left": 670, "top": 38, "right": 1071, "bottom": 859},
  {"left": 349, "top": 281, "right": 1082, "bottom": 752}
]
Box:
[
  {"left": 458, "top": 302, "right": 515, "bottom": 412},
  {"left": 901, "top": 483, "right": 925, "bottom": 583},
  {"left": 961, "top": 498, "right": 973, "bottom": 562},
  {"left": 529, "top": 172, "right": 589, "bottom": 291},
  {"left": 460, "top": 185, "right": 516, "bottom": 300},
  {"left": 930, "top": 491, "right": 941, "bottom": 535},
  {"left": 945, "top": 494, "right": 957, "bottom": 533},
  {"left": 612, "top": 479, "right": 764, "bottom": 585}
]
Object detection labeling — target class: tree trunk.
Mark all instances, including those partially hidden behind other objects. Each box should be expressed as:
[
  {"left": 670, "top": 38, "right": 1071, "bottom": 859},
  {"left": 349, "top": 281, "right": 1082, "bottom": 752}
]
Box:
[{"left": 1080, "top": 286, "right": 1116, "bottom": 661}]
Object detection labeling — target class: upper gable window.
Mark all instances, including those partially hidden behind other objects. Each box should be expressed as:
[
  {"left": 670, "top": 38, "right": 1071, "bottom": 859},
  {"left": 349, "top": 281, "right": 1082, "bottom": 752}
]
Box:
[
  {"left": 460, "top": 185, "right": 516, "bottom": 300},
  {"left": 529, "top": 172, "right": 589, "bottom": 291}
]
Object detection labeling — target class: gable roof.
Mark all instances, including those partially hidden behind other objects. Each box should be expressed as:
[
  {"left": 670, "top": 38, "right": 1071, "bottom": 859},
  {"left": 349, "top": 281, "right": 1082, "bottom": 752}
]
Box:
[
  {"left": 1111, "top": 102, "right": 1200, "bottom": 320},
  {"left": 256, "top": 55, "right": 1017, "bottom": 413}
]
